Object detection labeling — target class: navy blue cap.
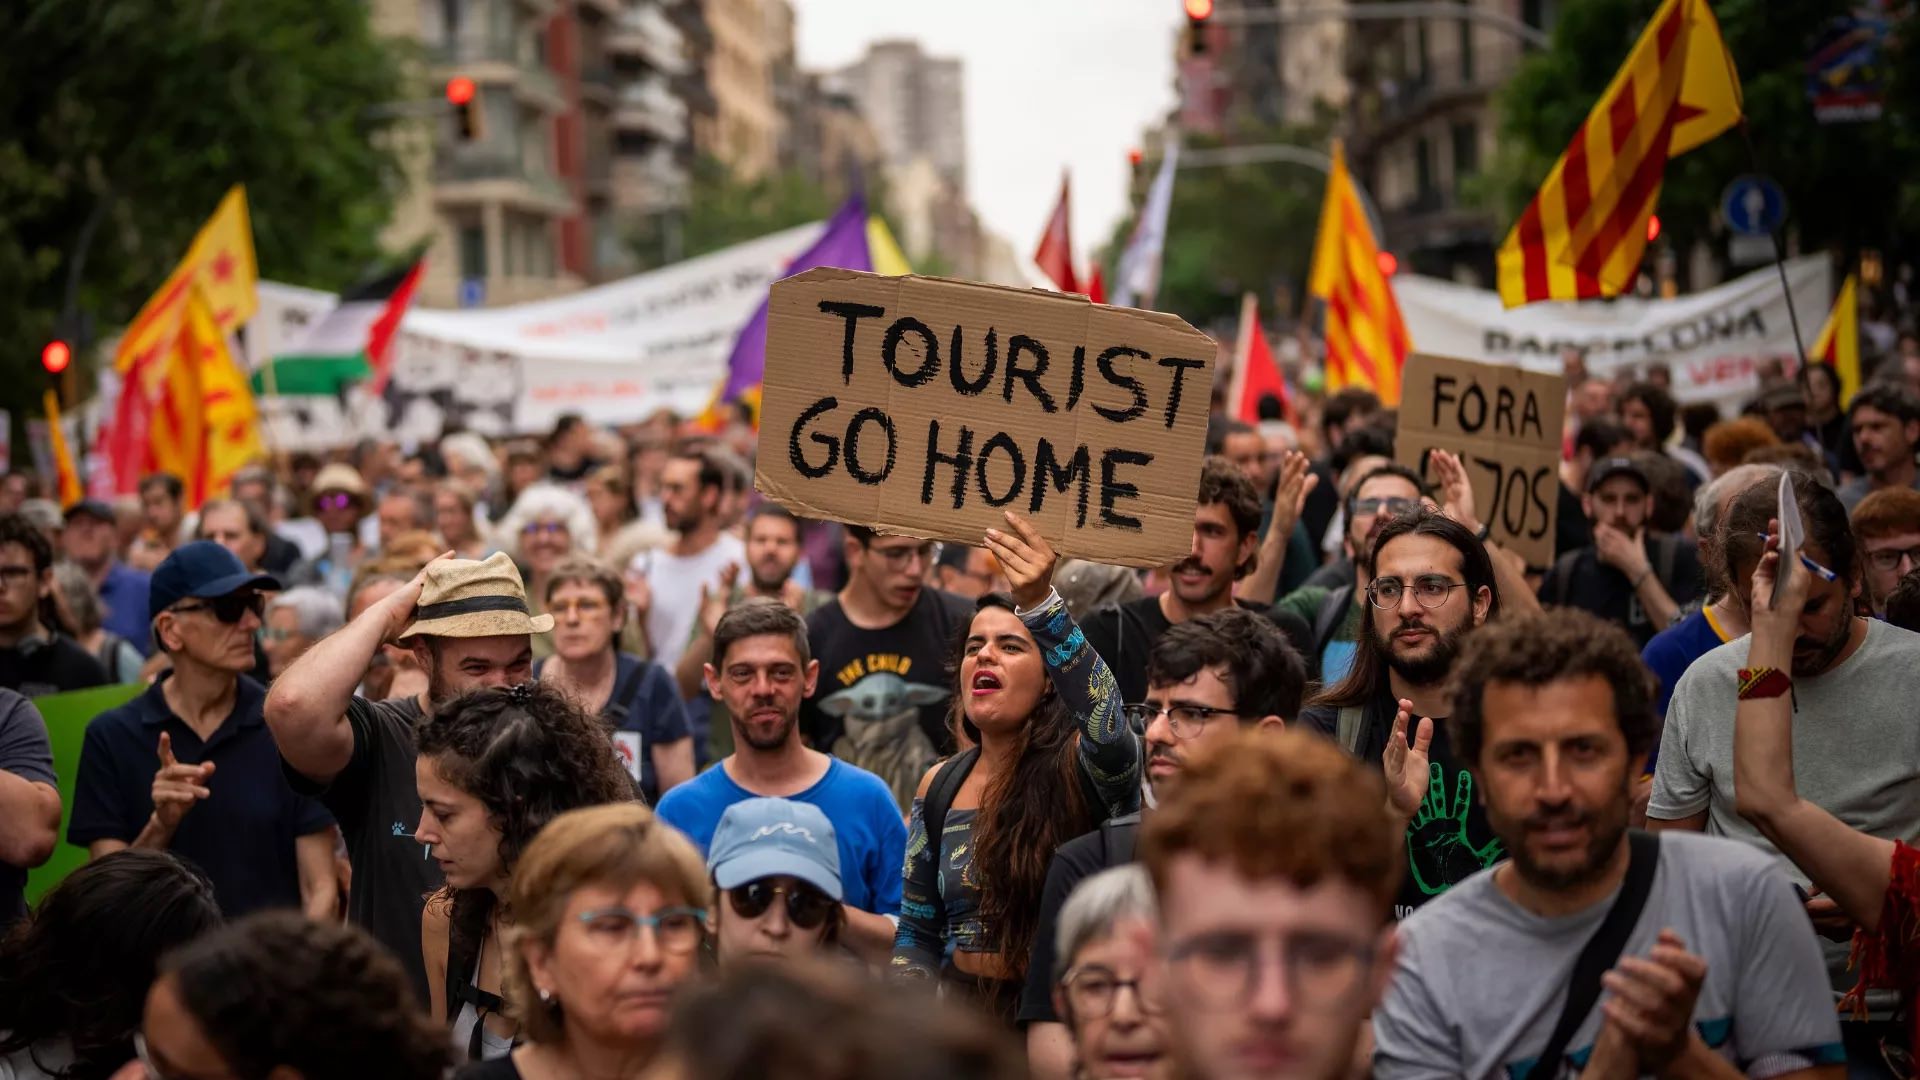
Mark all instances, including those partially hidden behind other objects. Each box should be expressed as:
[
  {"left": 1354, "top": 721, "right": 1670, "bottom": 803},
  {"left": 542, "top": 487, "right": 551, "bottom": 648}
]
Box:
[
  {"left": 149, "top": 541, "right": 280, "bottom": 623},
  {"left": 62, "top": 499, "right": 116, "bottom": 524}
]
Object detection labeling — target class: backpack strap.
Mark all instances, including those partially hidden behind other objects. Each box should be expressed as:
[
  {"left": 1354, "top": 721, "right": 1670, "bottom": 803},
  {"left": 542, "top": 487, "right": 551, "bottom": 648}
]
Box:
[
  {"left": 922, "top": 747, "right": 980, "bottom": 856},
  {"left": 1335, "top": 705, "right": 1369, "bottom": 756},
  {"left": 1311, "top": 584, "right": 1355, "bottom": 676},
  {"left": 603, "top": 657, "right": 647, "bottom": 725},
  {"left": 1655, "top": 533, "right": 1679, "bottom": 592},
  {"left": 1097, "top": 812, "right": 1143, "bottom": 869},
  {"left": 1543, "top": 551, "right": 1577, "bottom": 605}
]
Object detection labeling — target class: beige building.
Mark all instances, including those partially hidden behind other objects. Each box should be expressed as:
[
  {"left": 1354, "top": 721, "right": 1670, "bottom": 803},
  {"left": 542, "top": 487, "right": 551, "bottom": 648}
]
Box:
[
  {"left": 831, "top": 41, "right": 966, "bottom": 192},
  {"left": 696, "top": 0, "right": 784, "bottom": 179},
  {"left": 1277, "top": 0, "right": 1350, "bottom": 126},
  {"left": 374, "top": 0, "right": 581, "bottom": 308}
]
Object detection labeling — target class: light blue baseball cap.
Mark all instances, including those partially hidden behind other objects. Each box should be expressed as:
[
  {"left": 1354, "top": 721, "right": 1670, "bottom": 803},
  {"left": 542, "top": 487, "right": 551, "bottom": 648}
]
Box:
[{"left": 707, "top": 797, "right": 843, "bottom": 902}]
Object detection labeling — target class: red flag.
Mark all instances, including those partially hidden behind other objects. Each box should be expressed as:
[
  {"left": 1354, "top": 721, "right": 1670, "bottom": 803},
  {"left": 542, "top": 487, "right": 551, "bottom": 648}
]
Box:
[
  {"left": 368, "top": 260, "right": 426, "bottom": 396},
  {"left": 1033, "top": 175, "right": 1079, "bottom": 294},
  {"left": 1230, "top": 293, "right": 1294, "bottom": 426},
  {"left": 1086, "top": 265, "right": 1107, "bottom": 305}
]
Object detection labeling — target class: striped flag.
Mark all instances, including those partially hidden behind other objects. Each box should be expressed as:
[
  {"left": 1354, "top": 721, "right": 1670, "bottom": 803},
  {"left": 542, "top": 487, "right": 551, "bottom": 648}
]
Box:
[
  {"left": 112, "top": 186, "right": 260, "bottom": 373},
  {"left": 252, "top": 262, "right": 425, "bottom": 397},
  {"left": 42, "top": 392, "right": 83, "bottom": 506},
  {"left": 1308, "top": 140, "right": 1410, "bottom": 406},
  {"left": 148, "top": 288, "right": 265, "bottom": 508},
  {"left": 1496, "top": 0, "right": 1742, "bottom": 308},
  {"left": 1812, "top": 273, "right": 1860, "bottom": 406}
]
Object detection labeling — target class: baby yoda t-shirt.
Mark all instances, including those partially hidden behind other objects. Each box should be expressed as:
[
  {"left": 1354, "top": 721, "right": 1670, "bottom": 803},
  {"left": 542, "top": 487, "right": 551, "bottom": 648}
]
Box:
[
  {"left": 1303, "top": 687, "right": 1504, "bottom": 919},
  {"left": 802, "top": 587, "right": 974, "bottom": 810}
]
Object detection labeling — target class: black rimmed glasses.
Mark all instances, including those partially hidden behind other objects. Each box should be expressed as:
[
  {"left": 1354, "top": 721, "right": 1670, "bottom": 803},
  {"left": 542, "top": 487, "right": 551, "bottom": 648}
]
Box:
[{"left": 1120, "top": 703, "right": 1240, "bottom": 738}]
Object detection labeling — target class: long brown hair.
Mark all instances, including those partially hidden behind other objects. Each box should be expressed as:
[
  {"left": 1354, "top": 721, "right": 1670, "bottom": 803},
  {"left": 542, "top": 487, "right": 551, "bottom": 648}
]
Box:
[{"left": 961, "top": 594, "right": 1094, "bottom": 980}]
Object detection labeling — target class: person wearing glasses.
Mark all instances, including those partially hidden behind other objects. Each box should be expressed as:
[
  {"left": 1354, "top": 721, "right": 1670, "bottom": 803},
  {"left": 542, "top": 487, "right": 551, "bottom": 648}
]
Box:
[
  {"left": 800, "top": 524, "right": 972, "bottom": 810},
  {"left": 1139, "top": 728, "right": 1401, "bottom": 1080},
  {"left": 465, "top": 801, "right": 710, "bottom": 1080},
  {"left": 706, "top": 797, "right": 846, "bottom": 965},
  {"left": 412, "top": 682, "right": 635, "bottom": 1065},
  {"left": 535, "top": 558, "right": 694, "bottom": 803},
  {"left": 496, "top": 484, "right": 598, "bottom": 661},
  {"left": 1850, "top": 487, "right": 1920, "bottom": 619},
  {"left": 133, "top": 911, "right": 449, "bottom": 1080},
  {"left": 1049, "top": 865, "right": 1169, "bottom": 1080},
  {"left": 1023, "top": 608, "right": 1302, "bottom": 1078},
  {"left": 68, "top": 542, "right": 339, "bottom": 918},
  {"left": 892, "top": 512, "right": 1141, "bottom": 1021},
  {"left": 0, "top": 512, "right": 109, "bottom": 695},
  {"left": 1539, "top": 456, "right": 1703, "bottom": 649},
  {"left": 1301, "top": 508, "right": 1503, "bottom": 919}
]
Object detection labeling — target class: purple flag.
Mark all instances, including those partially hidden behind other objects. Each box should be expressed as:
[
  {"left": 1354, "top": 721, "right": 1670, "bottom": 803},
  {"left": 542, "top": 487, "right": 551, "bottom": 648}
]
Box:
[{"left": 721, "top": 193, "right": 872, "bottom": 403}]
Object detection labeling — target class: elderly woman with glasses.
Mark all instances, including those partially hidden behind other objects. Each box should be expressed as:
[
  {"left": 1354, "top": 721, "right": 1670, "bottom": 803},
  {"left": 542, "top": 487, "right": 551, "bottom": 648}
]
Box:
[
  {"left": 457, "top": 802, "right": 711, "bottom": 1080},
  {"left": 497, "top": 485, "right": 598, "bottom": 659},
  {"left": 535, "top": 558, "right": 693, "bottom": 803},
  {"left": 1052, "top": 865, "right": 1169, "bottom": 1080}
]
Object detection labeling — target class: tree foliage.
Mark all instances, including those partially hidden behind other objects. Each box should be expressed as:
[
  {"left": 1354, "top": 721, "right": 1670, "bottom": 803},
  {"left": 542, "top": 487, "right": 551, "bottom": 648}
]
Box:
[
  {"left": 1488, "top": 0, "right": 1920, "bottom": 283},
  {"left": 0, "top": 0, "right": 410, "bottom": 433}
]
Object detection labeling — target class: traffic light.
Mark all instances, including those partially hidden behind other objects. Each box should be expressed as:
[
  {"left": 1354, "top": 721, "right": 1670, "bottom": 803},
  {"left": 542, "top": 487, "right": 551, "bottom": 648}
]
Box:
[
  {"left": 447, "top": 77, "right": 483, "bottom": 142},
  {"left": 1186, "top": 0, "right": 1213, "bottom": 56},
  {"left": 1646, "top": 214, "right": 1662, "bottom": 244},
  {"left": 40, "top": 340, "right": 71, "bottom": 376}
]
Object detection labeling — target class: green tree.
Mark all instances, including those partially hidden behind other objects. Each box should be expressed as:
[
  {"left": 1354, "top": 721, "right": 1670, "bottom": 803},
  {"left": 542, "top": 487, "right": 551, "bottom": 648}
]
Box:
[
  {"left": 0, "top": 0, "right": 409, "bottom": 448},
  {"left": 1101, "top": 127, "right": 1329, "bottom": 331},
  {"left": 1488, "top": 0, "right": 1920, "bottom": 283}
]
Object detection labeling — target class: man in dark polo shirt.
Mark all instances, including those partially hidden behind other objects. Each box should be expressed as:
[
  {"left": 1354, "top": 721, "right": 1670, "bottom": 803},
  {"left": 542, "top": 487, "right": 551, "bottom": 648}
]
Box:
[
  {"left": 68, "top": 542, "right": 336, "bottom": 917},
  {"left": 267, "top": 551, "right": 547, "bottom": 1004},
  {"left": 0, "top": 512, "right": 108, "bottom": 696}
]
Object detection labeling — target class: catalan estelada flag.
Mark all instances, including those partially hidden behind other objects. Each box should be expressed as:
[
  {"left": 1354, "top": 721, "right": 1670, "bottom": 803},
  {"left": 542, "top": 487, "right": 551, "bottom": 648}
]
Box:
[
  {"left": 1496, "top": 0, "right": 1742, "bottom": 307},
  {"left": 1813, "top": 273, "right": 1860, "bottom": 405},
  {"left": 112, "top": 186, "right": 260, "bottom": 373},
  {"left": 1308, "top": 140, "right": 1409, "bottom": 406},
  {"left": 142, "top": 288, "right": 265, "bottom": 508}
]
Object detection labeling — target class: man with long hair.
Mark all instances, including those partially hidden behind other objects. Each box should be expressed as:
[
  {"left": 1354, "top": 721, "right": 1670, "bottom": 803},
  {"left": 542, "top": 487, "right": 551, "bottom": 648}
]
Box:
[{"left": 1301, "top": 508, "right": 1502, "bottom": 919}]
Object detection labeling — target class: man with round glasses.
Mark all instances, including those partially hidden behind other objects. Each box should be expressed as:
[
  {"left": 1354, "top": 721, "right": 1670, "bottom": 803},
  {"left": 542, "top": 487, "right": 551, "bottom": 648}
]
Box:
[
  {"left": 707, "top": 796, "right": 847, "bottom": 965},
  {"left": 70, "top": 541, "right": 338, "bottom": 917}
]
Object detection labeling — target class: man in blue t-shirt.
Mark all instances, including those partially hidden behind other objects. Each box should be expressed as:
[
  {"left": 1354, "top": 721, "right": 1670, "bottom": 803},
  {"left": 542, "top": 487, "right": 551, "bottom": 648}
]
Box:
[{"left": 656, "top": 598, "right": 904, "bottom": 965}]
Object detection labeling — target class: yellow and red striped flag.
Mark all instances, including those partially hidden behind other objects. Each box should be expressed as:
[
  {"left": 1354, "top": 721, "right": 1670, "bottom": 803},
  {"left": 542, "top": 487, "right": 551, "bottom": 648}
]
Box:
[
  {"left": 148, "top": 287, "right": 264, "bottom": 508},
  {"left": 1812, "top": 273, "right": 1860, "bottom": 406},
  {"left": 42, "top": 391, "right": 83, "bottom": 506},
  {"left": 1496, "top": 0, "right": 1742, "bottom": 308},
  {"left": 113, "top": 186, "right": 259, "bottom": 374},
  {"left": 1308, "top": 140, "right": 1410, "bottom": 406}
]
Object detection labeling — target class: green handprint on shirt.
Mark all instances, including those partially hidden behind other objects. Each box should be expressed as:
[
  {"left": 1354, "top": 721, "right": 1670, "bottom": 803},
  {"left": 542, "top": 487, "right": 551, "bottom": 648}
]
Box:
[{"left": 1406, "top": 763, "right": 1504, "bottom": 896}]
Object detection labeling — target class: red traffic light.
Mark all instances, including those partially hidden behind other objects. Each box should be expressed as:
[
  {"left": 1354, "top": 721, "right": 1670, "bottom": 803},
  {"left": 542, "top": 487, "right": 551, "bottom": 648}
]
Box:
[
  {"left": 41, "top": 340, "right": 71, "bottom": 375},
  {"left": 1646, "top": 214, "right": 1662, "bottom": 243},
  {"left": 445, "top": 77, "right": 477, "bottom": 106},
  {"left": 1376, "top": 251, "right": 1399, "bottom": 277},
  {"left": 1185, "top": 0, "right": 1214, "bottom": 19},
  {"left": 1128, "top": 147, "right": 1144, "bottom": 167}
]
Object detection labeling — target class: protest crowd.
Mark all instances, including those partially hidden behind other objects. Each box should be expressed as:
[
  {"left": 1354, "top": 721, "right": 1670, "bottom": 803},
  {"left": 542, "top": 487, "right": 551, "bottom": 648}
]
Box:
[{"left": 6, "top": 314, "right": 1920, "bottom": 1080}]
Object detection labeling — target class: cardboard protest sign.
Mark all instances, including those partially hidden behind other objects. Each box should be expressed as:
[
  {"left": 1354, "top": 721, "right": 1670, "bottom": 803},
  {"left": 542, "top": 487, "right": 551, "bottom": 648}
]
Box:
[
  {"left": 756, "top": 269, "right": 1216, "bottom": 568},
  {"left": 1396, "top": 353, "right": 1567, "bottom": 570}
]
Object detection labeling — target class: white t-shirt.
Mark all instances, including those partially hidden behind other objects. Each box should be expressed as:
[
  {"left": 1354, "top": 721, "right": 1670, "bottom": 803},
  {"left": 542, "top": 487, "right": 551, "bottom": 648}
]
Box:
[{"left": 632, "top": 533, "right": 746, "bottom": 672}]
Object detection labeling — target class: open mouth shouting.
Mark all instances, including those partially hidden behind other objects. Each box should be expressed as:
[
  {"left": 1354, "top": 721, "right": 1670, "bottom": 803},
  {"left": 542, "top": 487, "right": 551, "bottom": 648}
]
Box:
[{"left": 971, "top": 670, "right": 1003, "bottom": 697}]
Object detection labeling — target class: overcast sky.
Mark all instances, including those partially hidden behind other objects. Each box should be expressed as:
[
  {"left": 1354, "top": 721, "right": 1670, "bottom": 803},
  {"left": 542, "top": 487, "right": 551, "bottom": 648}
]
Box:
[{"left": 790, "top": 0, "right": 1185, "bottom": 267}]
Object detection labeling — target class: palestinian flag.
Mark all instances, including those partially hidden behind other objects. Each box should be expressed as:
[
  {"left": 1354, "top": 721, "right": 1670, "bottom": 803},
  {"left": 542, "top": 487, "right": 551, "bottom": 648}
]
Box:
[{"left": 253, "top": 261, "right": 424, "bottom": 395}]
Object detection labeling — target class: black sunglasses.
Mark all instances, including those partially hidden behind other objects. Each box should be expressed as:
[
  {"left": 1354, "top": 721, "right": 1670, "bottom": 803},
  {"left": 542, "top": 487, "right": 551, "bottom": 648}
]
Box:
[
  {"left": 171, "top": 591, "right": 266, "bottom": 625},
  {"left": 726, "top": 880, "right": 836, "bottom": 929}
]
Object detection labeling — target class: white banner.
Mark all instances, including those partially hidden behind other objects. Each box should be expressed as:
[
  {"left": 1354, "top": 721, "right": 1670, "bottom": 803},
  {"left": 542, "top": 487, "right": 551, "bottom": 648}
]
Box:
[
  {"left": 1395, "top": 256, "right": 1832, "bottom": 410},
  {"left": 249, "top": 222, "right": 826, "bottom": 449}
]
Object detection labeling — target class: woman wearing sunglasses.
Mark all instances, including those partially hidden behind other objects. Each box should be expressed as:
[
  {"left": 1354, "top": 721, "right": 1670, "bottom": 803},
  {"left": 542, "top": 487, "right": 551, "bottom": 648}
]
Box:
[
  {"left": 892, "top": 511, "right": 1141, "bottom": 1020},
  {"left": 460, "top": 802, "right": 711, "bottom": 1080},
  {"left": 414, "top": 683, "right": 635, "bottom": 1066},
  {"left": 706, "top": 797, "right": 846, "bottom": 965}
]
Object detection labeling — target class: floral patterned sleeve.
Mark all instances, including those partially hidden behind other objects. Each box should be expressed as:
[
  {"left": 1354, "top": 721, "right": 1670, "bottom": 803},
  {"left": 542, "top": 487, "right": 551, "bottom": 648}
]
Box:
[
  {"left": 889, "top": 796, "right": 944, "bottom": 978},
  {"left": 1020, "top": 589, "right": 1141, "bottom": 818}
]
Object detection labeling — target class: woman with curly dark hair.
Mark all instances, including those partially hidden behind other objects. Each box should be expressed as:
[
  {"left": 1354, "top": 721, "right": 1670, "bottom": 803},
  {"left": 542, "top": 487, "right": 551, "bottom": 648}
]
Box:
[
  {"left": 892, "top": 512, "right": 1140, "bottom": 1021},
  {"left": 134, "top": 911, "right": 448, "bottom": 1080},
  {"left": 413, "top": 682, "right": 636, "bottom": 1065},
  {"left": 0, "top": 851, "right": 220, "bottom": 1079}
]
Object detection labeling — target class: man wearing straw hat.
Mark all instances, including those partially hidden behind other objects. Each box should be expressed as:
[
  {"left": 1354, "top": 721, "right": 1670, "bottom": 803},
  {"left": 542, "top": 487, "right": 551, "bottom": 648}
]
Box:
[{"left": 265, "top": 551, "right": 551, "bottom": 1003}]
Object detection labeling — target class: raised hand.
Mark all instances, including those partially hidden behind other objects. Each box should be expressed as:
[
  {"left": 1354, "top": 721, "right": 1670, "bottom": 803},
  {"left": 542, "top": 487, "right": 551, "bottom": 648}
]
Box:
[
  {"left": 1592, "top": 523, "right": 1650, "bottom": 579},
  {"left": 623, "top": 568, "right": 653, "bottom": 620},
  {"left": 1383, "top": 699, "right": 1432, "bottom": 819},
  {"left": 983, "top": 511, "right": 1058, "bottom": 611},
  {"left": 1431, "top": 450, "right": 1480, "bottom": 534},
  {"left": 152, "top": 731, "right": 214, "bottom": 833},
  {"left": 378, "top": 553, "right": 452, "bottom": 641},
  {"left": 1272, "top": 450, "right": 1320, "bottom": 534},
  {"left": 1750, "top": 517, "right": 1810, "bottom": 638},
  {"left": 698, "top": 563, "right": 740, "bottom": 635}
]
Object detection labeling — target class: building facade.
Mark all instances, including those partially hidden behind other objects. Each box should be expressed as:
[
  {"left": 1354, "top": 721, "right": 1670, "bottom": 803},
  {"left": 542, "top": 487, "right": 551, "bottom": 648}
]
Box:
[{"left": 830, "top": 40, "right": 966, "bottom": 192}]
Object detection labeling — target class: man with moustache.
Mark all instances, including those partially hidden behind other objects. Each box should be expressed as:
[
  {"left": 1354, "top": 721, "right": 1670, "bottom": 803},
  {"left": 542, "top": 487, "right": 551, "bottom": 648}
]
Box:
[
  {"left": 1083, "top": 458, "right": 1306, "bottom": 704},
  {"left": 266, "top": 552, "right": 545, "bottom": 1002},
  {"left": 1375, "top": 609, "right": 1841, "bottom": 1079},
  {"left": 1301, "top": 508, "right": 1502, "bottom": 918},
  {"left": 657, "top": 598, "right": 904, "bottom": 963},
  {"left": 1022, "top": 607, "right": 1304, "bottom": 1078},
  {"left": 1652, "top": 472, "right": 1920, "bottom": 1065}
]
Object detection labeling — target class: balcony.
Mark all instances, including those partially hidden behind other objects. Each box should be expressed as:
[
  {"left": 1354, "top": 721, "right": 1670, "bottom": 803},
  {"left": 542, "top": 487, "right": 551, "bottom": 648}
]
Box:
[
  {"left": 432, "top": 35, "right": 566, "bottom": 114},
  {"left": 612, "top": 148, "right": 689, "bottom": 214},
  {"left": 580, "top": 59, "right": 617, "bottom": 106},
  {"left": 433, "top": 151, "right": 574, "bottom": 216},
  {"left": 615, "top": 79, "right": 688, "bottom": 141},
  {"left": 608, "top": 4, "right": 687, "bottom": 75}
]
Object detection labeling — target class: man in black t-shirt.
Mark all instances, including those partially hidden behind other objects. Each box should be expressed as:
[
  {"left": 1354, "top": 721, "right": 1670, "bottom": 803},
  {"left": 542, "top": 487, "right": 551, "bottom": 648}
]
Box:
[
  {"left": 1021, "top": 608, "right": 1304, "bottom": 1076},
  {"left": 1540, "top": 457, "right": 1702, "bottom": 649},
  {"left": 1301, "top": 508, "right": 1504, "bottom": 920},
  {"left": 266, "top": 551, "right": 549, "bottom": 1004},
  {"left": 1082, "top": 458, "right": 1309, "bottom": 704},
  {"left": 802, "top": 525, "right": 970, "bottom": 811},
  {"left": 0, "top": 513, "right": 107, "bottom": 696}
]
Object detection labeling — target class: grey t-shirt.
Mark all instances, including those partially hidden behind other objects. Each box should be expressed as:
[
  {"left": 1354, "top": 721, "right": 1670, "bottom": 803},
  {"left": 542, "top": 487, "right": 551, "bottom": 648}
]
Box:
[
  {"left": 0, "top": 690, "right": 55, "bottom": 923},
  {"left": 1373, "top": 832, "right": 1843, "bottom": 1080}
]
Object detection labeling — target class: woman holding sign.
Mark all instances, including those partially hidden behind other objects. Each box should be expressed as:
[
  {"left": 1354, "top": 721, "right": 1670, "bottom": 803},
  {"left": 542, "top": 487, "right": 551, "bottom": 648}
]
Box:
[{"left": 891, "top": 511, "right": 1141, "bottom": 1021}]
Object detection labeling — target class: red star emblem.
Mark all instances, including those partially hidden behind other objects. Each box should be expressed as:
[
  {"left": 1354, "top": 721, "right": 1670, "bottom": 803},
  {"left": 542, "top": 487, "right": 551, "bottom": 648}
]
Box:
[{"left": 210, "top": 250, "right": 236, "bottom": 283}]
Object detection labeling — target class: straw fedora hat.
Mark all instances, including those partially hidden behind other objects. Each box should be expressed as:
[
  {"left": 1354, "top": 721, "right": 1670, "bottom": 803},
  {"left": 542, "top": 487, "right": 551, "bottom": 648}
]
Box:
[
  {"left": 398, "top": 552, "right": 554, "bottom": 640},
  {"left": 311, "top": 463, "right": 371, "bottom": 502}
]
